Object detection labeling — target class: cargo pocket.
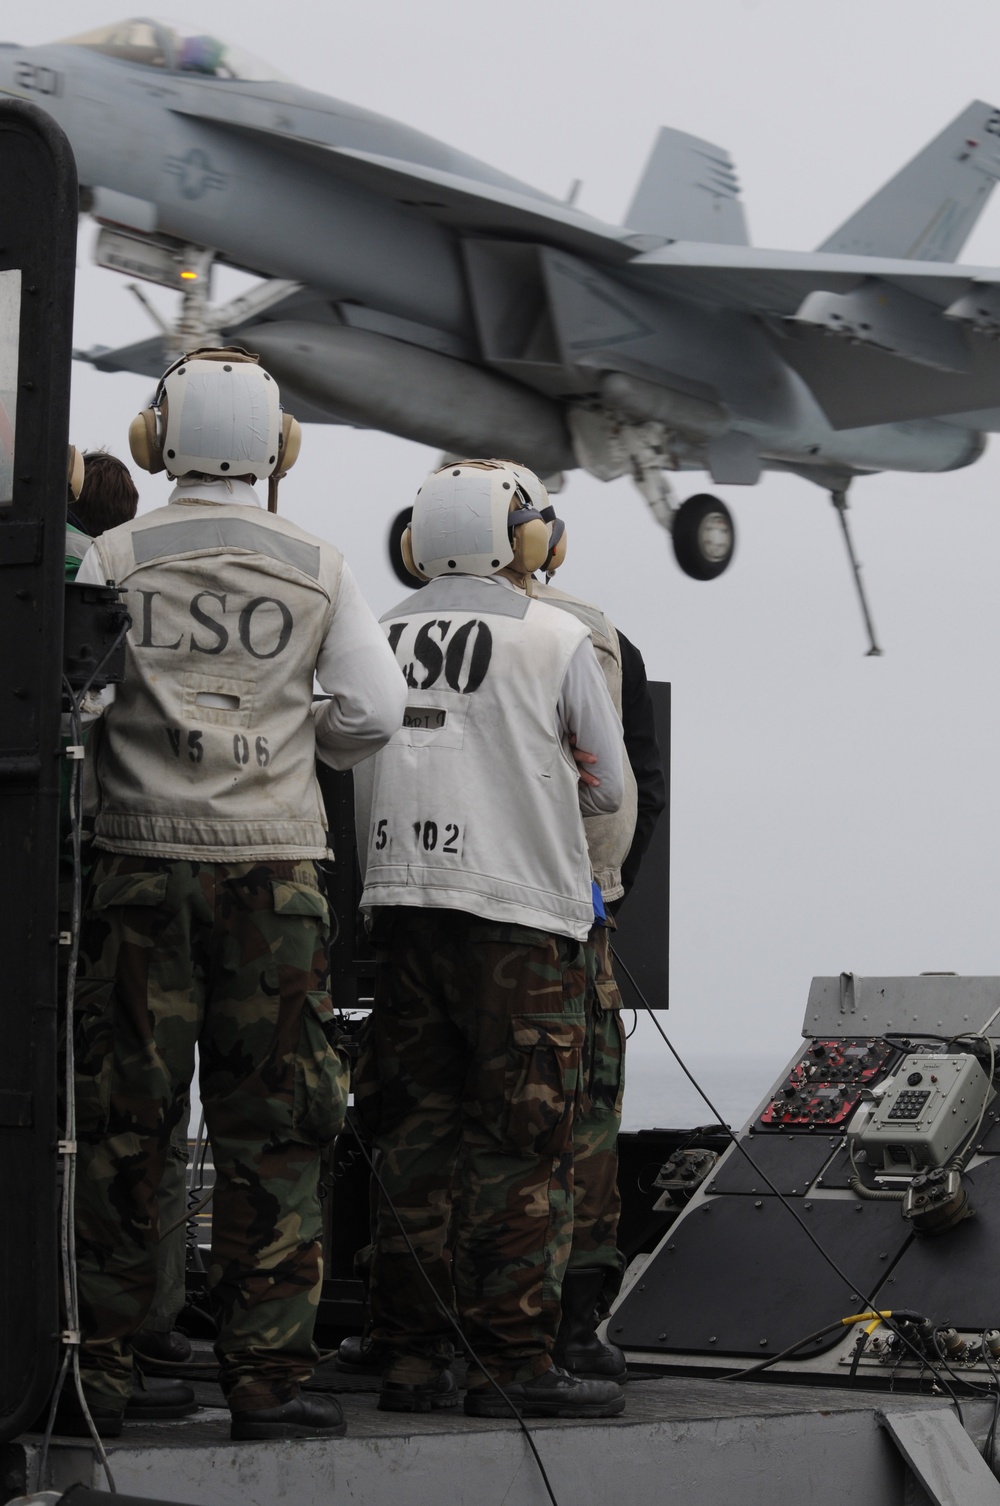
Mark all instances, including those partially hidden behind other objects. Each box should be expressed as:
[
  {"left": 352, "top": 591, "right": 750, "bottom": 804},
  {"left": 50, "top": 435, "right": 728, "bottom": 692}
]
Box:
[
  {"left": 293, "top": 990, "right": 350, "bottom": 1145},
  {"left": 503, "top": 1013, "right": 585, "bottom": 1157},
  {"left": 270, "top": 878, "right": 329, "bottom": 923},
  {"left": 594, "top": 973, "right": 623, "bottom": 1012},
  {"left": 588, "top": 1006, "right": 626, "bottom": 1115},
  {"left": 73, "top": 980, "right": 116, "bottom": 1135}
]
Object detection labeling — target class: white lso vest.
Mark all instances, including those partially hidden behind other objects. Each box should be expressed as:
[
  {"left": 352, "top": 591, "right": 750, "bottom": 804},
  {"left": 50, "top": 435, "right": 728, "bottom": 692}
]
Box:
[
  {"left": 91, "top": 502, "right": 344, "bottom": 860},
  {"left": 358, "top": 575, "right": 594, "bottom": 940}
]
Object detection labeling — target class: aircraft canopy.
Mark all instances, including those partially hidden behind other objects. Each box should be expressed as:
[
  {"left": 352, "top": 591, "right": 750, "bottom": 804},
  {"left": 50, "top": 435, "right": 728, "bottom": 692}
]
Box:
[{"left": 59, "top": 19, "right": 290, "bottom": 82}]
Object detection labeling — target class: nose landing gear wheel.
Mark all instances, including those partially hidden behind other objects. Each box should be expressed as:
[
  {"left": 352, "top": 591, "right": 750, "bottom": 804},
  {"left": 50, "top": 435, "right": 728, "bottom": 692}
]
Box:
[{"left": 671, "top": 494, "right": 735, "bottom": 580}]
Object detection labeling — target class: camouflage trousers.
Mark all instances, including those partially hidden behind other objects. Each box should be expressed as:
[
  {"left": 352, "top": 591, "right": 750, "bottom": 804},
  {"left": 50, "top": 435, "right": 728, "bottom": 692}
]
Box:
[
  {"left": 139, "top": 1111, "right": 189, "bottom": 1335},
  {"left": 73, "top": 852, "right": 350, "bottom": 1414},
  {"left": 356, "top": 908, "right": 586, "bottom": 1388},
  {"left": 572, "top": 924, "right": 627, "bottom": 1310}
]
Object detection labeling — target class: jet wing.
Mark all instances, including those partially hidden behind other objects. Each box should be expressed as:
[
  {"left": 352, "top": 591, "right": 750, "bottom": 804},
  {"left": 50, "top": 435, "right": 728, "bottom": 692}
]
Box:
[
  {"left": 165, "top": 102, "right": 660, "bottom": 264},
  {"left": 74, "top": 333, "right": 351, "bottom": 427},
  {"left": 625, "top": 242, "right": 1000, "bottom": 313},
  {"left": 77, "top": 335, "right": 169, "bottom": 382}
]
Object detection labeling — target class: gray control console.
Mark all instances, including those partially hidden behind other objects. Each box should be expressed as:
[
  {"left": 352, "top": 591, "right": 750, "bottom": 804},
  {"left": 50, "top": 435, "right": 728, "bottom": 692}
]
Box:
[{"left": 856, "top": 1052, "right": 994, "bottom": 1171}]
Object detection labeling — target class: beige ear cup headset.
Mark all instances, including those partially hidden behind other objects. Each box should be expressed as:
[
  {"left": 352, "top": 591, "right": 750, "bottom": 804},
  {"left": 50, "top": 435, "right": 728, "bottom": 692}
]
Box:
[
  {"left": 399, "top": 520, "right": 424, "bottom": 582},
  {"left": 508, "top": 498, "right": 551, "bottom": 575},
  {"left": 540, "top": 504, "right": 567, "bottom": 578},
  {"left": 401, "top": 458, "right": 552, "bottom": 580},
  {"left": 128, "top": 346, "right": 301, "bottom": 513},
  {"left": 67, "top": 444, "right": 84, "bottom": 502}
]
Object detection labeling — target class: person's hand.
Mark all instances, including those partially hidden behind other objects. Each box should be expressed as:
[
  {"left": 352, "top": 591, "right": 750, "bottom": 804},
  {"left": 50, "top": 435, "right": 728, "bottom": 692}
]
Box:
[{"left": 570, "top": 735, "right": 600, "bottom": 787}]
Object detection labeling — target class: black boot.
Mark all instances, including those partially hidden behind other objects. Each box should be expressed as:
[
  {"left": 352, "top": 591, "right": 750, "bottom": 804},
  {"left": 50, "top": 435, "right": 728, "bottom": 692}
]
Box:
[
  {"left": 335, "top": 1333, "right": 391, "bottom": 1375},
  {"left": 464, "top": 1366, "right": 624, "bottom": 1419},
  {"left": 553, "top": 1267, "right": 627, "bottom": 1382},
  {"left": 231, "top": 1393, "right": 347, "bottom": 1441},
  {"left": 126, "top": 1375, "right": 197, "bottom": 1419},
  {"left": 131, "top": 1329, "right": 194, "bottom": 1370},
  {"left": 378, "top": 1370, "right": 459, "bottom": 1413},
  {"left": 32, "top": 1389, "right": 124, "bottom": 1439}
]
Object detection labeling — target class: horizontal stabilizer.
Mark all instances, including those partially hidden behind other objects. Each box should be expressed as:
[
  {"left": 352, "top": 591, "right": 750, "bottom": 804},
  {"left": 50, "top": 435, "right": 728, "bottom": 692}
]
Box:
[
  {"left": 779, "top": 323, "right": 1000, "bottom": 430},
  {"left": 819, "top": 101, "right": 1000, "bottom": 261},
  {"left": 625, "top": 128, "right": 749, "bottom": 246}
]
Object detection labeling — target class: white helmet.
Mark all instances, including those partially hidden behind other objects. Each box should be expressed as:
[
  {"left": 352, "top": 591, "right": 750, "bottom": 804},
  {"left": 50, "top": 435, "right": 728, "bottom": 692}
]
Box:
[
  {"left": 128, "top": 347, "right": 301, "bottom": 507},
  {"left": 404, "top": 459, "right": 551, "bottom": 580},
  {"left": 160, "top": 354, "right": 281, "bottom": 478}
]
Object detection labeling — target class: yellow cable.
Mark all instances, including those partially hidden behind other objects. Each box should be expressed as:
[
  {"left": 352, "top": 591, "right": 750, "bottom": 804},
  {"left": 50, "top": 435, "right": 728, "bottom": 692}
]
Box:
[{"left": 840, "top": 1310, "right": 892, "bottom": 1325}]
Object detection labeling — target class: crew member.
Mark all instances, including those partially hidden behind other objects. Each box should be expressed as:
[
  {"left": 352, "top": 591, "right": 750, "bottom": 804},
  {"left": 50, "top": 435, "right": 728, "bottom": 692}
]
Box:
[
  {"left": 63, "top": 448, "right": 194, "bottom": 1401},
  {"left": 527, "top": 499, "right": 666, "bottom": 1381},
  {"left": 354, "top": 458, "right": 627, "bottom": 1420},
  {"left": 67, "top": 446, "right": 141, "bottom": 575},
  {"left": 68, "top": 347, "right": 406, "bottom": 1442}
]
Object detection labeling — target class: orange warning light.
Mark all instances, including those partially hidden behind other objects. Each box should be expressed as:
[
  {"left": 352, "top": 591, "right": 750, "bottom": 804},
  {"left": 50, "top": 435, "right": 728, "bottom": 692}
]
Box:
[{"left": 180, "top": 270, "right": 198, "bottom": 281}]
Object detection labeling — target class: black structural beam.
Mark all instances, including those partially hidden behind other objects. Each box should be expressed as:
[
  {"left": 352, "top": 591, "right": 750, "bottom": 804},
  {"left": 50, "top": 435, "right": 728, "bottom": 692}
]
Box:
[{"left": 0, "top": 98, "right": 78, "bottom": 1440}]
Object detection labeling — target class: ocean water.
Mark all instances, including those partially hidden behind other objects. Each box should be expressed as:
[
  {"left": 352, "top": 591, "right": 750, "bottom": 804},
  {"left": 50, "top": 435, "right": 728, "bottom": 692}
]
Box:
[
  {"left": 621, "top": 1049, "right": 791, "bottom": 1133},
  {"left": 186, "top": 1048, "right": 794, "bottom": 1139}
]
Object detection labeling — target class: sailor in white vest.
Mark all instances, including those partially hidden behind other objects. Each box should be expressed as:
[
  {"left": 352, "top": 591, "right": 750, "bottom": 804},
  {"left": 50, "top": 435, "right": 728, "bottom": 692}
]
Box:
[
  {"left": 354, "top": 458, "right": 628, "bottom": 1421},
  {"left": 69, "top": 348, "right": 406, "bottom": 1444},
  {"left": 527, "top": 497, "right": 665, "bottom": 1385}
]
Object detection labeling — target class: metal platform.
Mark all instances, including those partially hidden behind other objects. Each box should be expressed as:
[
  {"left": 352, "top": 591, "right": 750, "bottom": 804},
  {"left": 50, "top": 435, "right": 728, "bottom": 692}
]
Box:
[{"left": 6, "top": 1363, "right": 1000, "bottom": 1506}]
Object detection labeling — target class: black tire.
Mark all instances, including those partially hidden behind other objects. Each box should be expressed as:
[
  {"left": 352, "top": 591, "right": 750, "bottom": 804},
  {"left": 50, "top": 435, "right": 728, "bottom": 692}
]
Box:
[
  {"left": 387, "top": 507, "right": 422, "bottom": 588},
  {"left": 671, "top": 494, "right": 735, "bottom": 581}
]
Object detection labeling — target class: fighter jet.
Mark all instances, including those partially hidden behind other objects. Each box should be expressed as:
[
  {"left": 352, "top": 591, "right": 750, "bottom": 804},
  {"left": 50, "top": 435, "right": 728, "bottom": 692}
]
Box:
[{"left": 4, "top": 18, "right": 1000, "bottom": 648}]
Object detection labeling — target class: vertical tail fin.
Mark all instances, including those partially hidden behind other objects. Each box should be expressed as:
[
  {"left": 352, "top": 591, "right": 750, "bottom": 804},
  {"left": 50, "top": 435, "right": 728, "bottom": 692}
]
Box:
[
  {"left": 819, "top": 101, "right": 1000, "bottom": 261},
  {"left": 625, "top": 127, "right": 750, "bottom": 245}
]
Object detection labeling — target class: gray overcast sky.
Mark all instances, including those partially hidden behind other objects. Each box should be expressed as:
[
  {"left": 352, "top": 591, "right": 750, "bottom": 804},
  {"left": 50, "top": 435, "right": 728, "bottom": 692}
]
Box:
[{"left": 12, "top": 0, "right": 1000, "bottom": 1122}]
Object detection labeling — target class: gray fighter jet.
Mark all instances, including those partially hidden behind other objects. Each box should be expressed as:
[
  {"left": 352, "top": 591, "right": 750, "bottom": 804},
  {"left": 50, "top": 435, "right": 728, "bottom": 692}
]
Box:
[{"left": 5, "top": 18, "right": 1000, "bottom": 646}]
